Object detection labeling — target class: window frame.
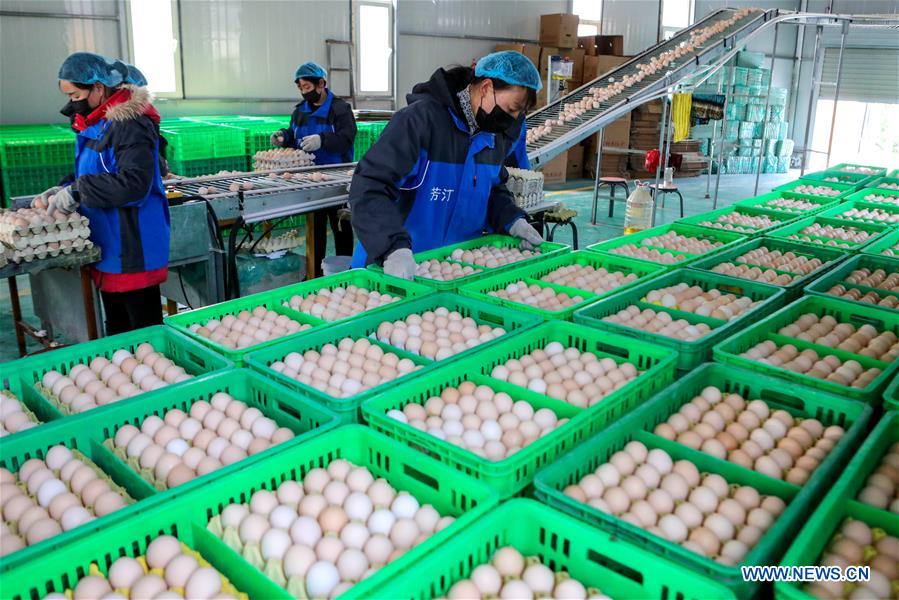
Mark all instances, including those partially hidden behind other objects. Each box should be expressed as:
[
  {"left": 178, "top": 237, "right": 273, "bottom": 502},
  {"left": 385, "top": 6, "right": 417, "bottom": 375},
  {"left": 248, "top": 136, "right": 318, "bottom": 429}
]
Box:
[
  {"left": 124, "top": 0, "right": 184, "bottom": 98},
  {"left": 660, "top": 0, "right": 695, "bottom": 41},
  {"left": 354, "top": 0, "right": 394, "bottom": 98},
  {"left": 573, "top": 0, "right": 602, "bottom": 39}
]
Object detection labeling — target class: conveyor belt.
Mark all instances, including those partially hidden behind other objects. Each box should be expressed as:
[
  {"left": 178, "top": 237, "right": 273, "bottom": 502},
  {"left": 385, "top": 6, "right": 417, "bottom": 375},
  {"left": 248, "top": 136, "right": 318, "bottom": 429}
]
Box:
[
  {"left": 525, "top": 7, "right": 772, "bottom": 166},
  {"left": 165, "top": 163, "right": 355, "bottom": 200}
]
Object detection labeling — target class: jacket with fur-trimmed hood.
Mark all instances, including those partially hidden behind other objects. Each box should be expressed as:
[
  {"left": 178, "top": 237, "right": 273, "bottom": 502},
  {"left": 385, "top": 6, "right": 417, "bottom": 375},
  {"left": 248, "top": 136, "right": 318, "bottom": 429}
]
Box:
[{"left": 70, "top": 84, "right": 170, "bottom": 281}]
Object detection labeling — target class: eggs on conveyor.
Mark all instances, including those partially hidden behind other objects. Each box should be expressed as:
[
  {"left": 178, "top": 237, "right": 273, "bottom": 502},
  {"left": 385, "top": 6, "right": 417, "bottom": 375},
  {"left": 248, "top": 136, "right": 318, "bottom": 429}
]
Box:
[
  {"left": 757, "top": 197, "right": 821, "bottom": 213},
  {"left": 386, "top": 380, "right": 568, "bottom": 461},
  {"left": 285, "top": 285, "right": 399, "bottom": 322},
  {"left": 188, "top": 306, "right": 310, "bottom": 350},
  {"left": 804, "top": 519, "right": 899, "bottom": 599},
  {"left": 0, "top": 389, "right": 39, "bottom": 436},
  {"left": 0, "top": 444, "right": 131, "bottom": 556},
  {"left": 832, "top": 206, "right": 899, "bottom": 225},
  {"left": 46, "top": 535, "right": 244, "bottom": 600},
  {"left": 206, "top": 460, "right": 454, "bottom": 599},
  {"left": 449, "top": 245, "right": 540, "bottom": 268},
  {"left": 488, "top": 281, "right": 585, "bottom": 311},
  {"left": 863, "top": 193, "right": 899, "bottom": 206},
  {"left": 792, "top": 185, "right": 842, "bottom": 197},
  {"left": 776, "top": 313, "right": 899, "bottom": 362},
  {"left": 540, "top": 263, "right": 640, "bottom": 295},
  {"left": 741, "top": 341, "right": 883, "bottom": 388},
  {"left": 604, "top": 306, "right": 714, "bottom": 341},
  {"left": 489, "top": 341, "right": 640, "bottom": 408},
  {"left": 609, "top": 231, "right": 724, "bottom": 264},
  {"left": 415, "top": 259, "right": 482, "bottom": 281},
  {"left": 564, "top": 442, "right": 784, "bottom": 565},
  {"left": 444, "top": 546, "right": 604, "bottom": 600},
  {"left": 374, "top": 307, "right": 505, "bottom": 360},
  {"left": 786, "top": 223, "right": 875, "bottom": 248},
  {"left": 711, "top": 246, "right": 828, "bottom": 285},
  {"left": 855, "top": 442, "right": 899, "bottom": 514},
  {"left": 653, "top": 387, "right": 842, "bottom": 485},
  {"left": 695, "top": 212, "right": 779, "bottom": 233},
  {"left": 271, "top": 337, "right": 421, "bottom": 398},
  {"left": 108, "top": 394, "right": 294, "bottom": 490},
  {"left": 825, "top": 268, "right": 899, "bottom": 308},
  {"left": 38, "top": 344, "right": 192, "bottom": 415}
]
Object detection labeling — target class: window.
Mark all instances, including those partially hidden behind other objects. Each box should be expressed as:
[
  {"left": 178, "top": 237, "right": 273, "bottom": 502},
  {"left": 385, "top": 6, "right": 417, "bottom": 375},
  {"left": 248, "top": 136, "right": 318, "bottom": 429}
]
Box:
[
  {"left": 127, "top": 0, "right": 181, "bottom": 96},
  {"left": 357, "top": 1, "right": 393, "bottom": 95},
  {"left": 573, "top": 0, "right": 601, "bottom": 37},
  {"left": 809, "top": 100, "right": 899, "bottom": 171},
  {"left": 661, "top": 0, "right": 694, "bottom": 40}
]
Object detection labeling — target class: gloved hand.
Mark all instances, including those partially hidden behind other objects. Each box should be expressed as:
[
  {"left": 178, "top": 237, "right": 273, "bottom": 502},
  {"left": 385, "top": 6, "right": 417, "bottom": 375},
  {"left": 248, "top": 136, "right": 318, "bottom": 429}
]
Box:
[
  {"left": 31, "top": 186, "right": 62, "bottom": 209},
  {"left": 509, "top": 218, "right": 543, "bottom": 250},
  {"left": 300, "top": 134, "right": 322, "bottom": 152},
  {"left": 383, "top": 248, "right": 417, "bottom": 280},
  {"left": 48, "top": 187, "right": 78, "bottom": 216},
  {"left": 270, "top": 131, "right": 285, "bottom": 147}
]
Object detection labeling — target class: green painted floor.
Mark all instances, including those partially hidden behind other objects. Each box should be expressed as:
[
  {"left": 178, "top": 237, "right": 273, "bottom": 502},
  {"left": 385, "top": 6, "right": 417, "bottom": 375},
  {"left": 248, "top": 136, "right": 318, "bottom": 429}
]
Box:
[{"left": 0, "top": 171, "right": 798, "bottom": 362}]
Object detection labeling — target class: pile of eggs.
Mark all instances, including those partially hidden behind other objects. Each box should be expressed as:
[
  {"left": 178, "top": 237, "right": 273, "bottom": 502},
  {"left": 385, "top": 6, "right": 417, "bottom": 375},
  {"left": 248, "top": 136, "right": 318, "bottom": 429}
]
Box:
[
  {"left": 188, "top": 306, "right": 310, "bottom": 350},
  {"left": 540, "top": 263, "right": 640, "bottom": 295},
  {"left": 270, "top": 338, "right": 420, "bottom": 398},
  {"left": 855, "top": 442, "right": 899, "bottom": 513},
  {"left": 415, "top": 259, "right": 482, "bottom": 281},
  {"left": 786, "top": 223, "right": 875, "bottom": 248},
  {"left": 254, "top": 148, "right": 315, "bottom": 170},
  {"left": 710, "top": 246, "right": 826, "bottom": 286},
  {"left": 0, "top": 207, "right": 92, "bottom": 264},
  {"left": 740, "top": 341, "right": 883, "bottom": 388},
  {"left": 488, "top": 281, "right": 585, "bottom": 311},
  {"left": 833, "top": 206, "right": 899, "bottom": 225},
  {"left": 1, "top": 445, "right": 130, "bottom": 556},
  {"left": 208, "top": 461, "right": 454, "bottom": 598},
  {"left": 603, "top": 306, "right": 714, "bottom": 341},
  {"left": 0, "top": 390, "right": 38, "bottom": 436},
  {"left": 39, "top": 344, "right": 192, "bottom": 415},
  {"left": 862, "top": 193, "right": 899, "bottom": 206},
  {"left": 805, "top": 519, "right": 898, "bottom": 599},
  {"left": 878, "top": 181, "right": 899, "bottom": 191},
  {"left": 760, "top": 197, "right": 820, "bottom": 213},
  {"left": 610, "top": 231, "right": 723, "bottom": 264},
  {"left": 110, "top": 395, "right": 294, "bottom": 490},
  {"left": 285, "top": 285, "right": 399, "bottom": 322},
  {"left": 839, "top": 166, "right": 880, "bottom": 174},
  {"left": 880, "top": 243, "right": 899, "bottom": 258},
  {"left": 489, "top": 342, "right": 641, "bottom": 408},
  {"left": 653, "top": 387, "right": 841, "bottom": 484},
  {"left": 445, "top": 546, "right": 600, "bottom": 600},
  {"left": 563, "top": 442, "right": 784, "bottom": 564},
  {"left": 45, "top": 535, "right": 242, "bottom": 600},
  {"left": 374, "top": 308, "right": 505, "bottom": 360},
  {"left": 777, "top": 314, "right": 898, "bottom": 362},
  {"left": 449, "top": 245, "right": 539, "bottom": 268},
  {"left": 386, "top": 380, "right": 567, "bottom": 461},
  {"left": 643, "top": 284, "right": 758, "bottom": 320},
  {"left": 609, "top": 244, "right": 685, "bottom": 264},
  {"left": 792, "top": 185, "right": 841, "bottom": 197},
  {"left": 695, "top": 212, "right": 779, "bottom": 233},
  {"left": 825, "top": 267, "right": 899, "bottom": 308}
]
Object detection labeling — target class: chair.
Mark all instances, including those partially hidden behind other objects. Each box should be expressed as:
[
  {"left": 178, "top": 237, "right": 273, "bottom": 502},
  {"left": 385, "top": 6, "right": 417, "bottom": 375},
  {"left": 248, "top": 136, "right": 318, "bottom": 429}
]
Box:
[
  {"left": 544, "top": 207, "right": 579, "bottom": 249},
  {"left": 597, "top": 177, "right": 631, "bottom": 221},
  {"left": 647, "top": 183, "right": 685, "bottom": 218}
]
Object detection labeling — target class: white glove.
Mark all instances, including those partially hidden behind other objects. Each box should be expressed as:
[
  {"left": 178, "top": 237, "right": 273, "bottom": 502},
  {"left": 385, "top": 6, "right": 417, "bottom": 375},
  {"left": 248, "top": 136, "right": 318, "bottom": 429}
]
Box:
[
  {"left": 270, "top": 131, "right": 285, "bottom": 147},
  {"left": 48, "top": 187, "right": 78, "bottom": 216},
  {"left": 32, "top": 186, "right": 62, "bottom": 209},
  {"left": 300, "top": 134, "right": 322, "bottom": 152},
  {"left": 383, "top": 248, "right": 417, "bottom": 280},
  {"left": 509, "top": 218, "right": 543, "bottom": 250}
]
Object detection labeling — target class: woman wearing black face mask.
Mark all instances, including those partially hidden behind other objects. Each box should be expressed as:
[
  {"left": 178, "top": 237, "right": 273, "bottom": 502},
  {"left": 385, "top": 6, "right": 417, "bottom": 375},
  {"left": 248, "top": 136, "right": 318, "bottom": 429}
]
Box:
[
  {"left": 270, "top": 61, "right": 357, "bottom": 277},
  {"left": 348, "top": 51, "right": 544, "bottom": 278}
]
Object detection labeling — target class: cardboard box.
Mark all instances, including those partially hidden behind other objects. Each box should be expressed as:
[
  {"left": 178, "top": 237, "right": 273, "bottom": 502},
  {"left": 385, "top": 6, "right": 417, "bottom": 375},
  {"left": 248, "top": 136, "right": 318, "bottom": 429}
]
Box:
[
  {"left": 538, "top": 46, "right": 559, "bottom": 76},
  {"left": 539, "top": 47, "right": 584, "bottom": 84},
  {"left": 494, "top": 43, "right": 541, "bottom": 69},
  {"left": 566, "top": 145, "right": 584, "bottom": 178},
  {"left": 578, "top": 35, "right": 598, "bottom": 56},
  {"left": 583, "top": 54, "right": 630, "bottom": 83},
  {"left": 565, "top": 48, "right": 585, "bottom": 84},
  {"left": 540, "top": 13, "right": 579, "bottom": 48},
  {"left": 597, "top": 35, "right": 625, "bottom": 56},
  {"left": 541, "top": 152, "right": 567, "bottom": 185}
]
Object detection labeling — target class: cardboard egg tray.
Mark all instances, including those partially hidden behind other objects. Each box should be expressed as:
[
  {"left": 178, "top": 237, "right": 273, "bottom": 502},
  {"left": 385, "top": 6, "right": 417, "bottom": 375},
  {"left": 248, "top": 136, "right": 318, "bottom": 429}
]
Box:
[
  {"left": 3, "top": 237, "right": 94, "bottom": 263},
  {"left": 247, "top": 230, "right": 301, "bottom": 254}
]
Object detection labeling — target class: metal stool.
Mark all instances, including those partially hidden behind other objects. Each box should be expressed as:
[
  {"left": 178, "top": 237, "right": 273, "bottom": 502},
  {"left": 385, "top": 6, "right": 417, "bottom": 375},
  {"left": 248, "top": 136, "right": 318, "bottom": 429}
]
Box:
[
  {"left": 648, "top": 184, "right": 685, "bottom": 218},
  {"left": 544, "top": 207, "right": 579, "bottom": 249},
  {"left": 600, "top": 177, "right": 631, "bottom": 218}
]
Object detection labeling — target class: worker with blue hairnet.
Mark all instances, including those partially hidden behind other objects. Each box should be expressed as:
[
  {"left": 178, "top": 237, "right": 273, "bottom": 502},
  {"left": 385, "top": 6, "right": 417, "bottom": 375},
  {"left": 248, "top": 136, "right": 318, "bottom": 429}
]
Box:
[
  {"left": 271, "top": 61, "right": 357, "bottom": 276},
  {"left": 349, "top": 50, "right": 543, "bottom": 277}
]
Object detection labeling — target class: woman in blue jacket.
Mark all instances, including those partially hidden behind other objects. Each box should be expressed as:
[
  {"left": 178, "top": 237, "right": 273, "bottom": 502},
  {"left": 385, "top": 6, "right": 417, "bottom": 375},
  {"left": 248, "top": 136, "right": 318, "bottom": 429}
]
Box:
[
  {"left": 271, "top": 62, "right": 357, "bottom": 276},
  {"left": 348, "top": 51, "right": 544, "bottom": 278}
]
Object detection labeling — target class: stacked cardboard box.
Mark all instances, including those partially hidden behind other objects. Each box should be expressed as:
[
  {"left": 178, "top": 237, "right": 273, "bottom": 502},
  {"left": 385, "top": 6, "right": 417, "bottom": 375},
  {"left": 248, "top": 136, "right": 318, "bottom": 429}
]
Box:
[{"left": 627, "top": 100, "right": 663, "bottom": 178}]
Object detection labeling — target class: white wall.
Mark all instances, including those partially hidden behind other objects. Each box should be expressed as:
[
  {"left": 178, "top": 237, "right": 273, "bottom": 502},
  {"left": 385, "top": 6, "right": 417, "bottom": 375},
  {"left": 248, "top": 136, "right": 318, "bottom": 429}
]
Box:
[{"left": 600, "top": 0, "right": 661, "bottom": 55}]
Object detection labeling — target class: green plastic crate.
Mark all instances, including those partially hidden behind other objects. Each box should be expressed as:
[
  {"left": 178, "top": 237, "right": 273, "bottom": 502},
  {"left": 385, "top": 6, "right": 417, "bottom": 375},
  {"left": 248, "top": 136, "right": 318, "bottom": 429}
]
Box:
[
  {"left": 860, "top": 227, "right": 899, "bottom": 258},
  {"left": 2, "top": 164, "right": 72, "bottom": 204},
  {"left": 817, "top": 199, "right": 899, "bottom": 227},
  {"left": 0, "top": 362, "right": 51, "bottom": 435},
  {"left": 586, "top": 223, "right": 748, "bottom": 269},
  {"left": 457, "top": 251, "right": 666, "bottom": 320},
  {"left": 363, "top": 321, "right": 678, "bottom": 497},
  {"left": 844, "top": 186, "right": 899, "bottom": 208},
  {"left": 774, "top": 411, "right": 899, "bottom": 600},
  {"left": 735, "top": 191, "right": 842, "bottom": 216},
  {"left": 713, "top": 295, "right": 899, "bottom": 403},
  {"left": 767, "top": 215, "right": 890, "bottom": 251},
  {"left": 167, "top": 156, "right": 249, "bottom": 177},
  {"left": 574, "top": 268, "right": 786, "bottom": 371},
  {"left": 161, "top": 123, "right": 247, "bottom": 160},
  {"left": 687, "top": 236, "right": 849, "bottom": 300},
  {"left": 3, "top": 325, "right": 232, "bottom": 423},
  {"left": 804, "top": 253, "right": 899, "bottom": 310},
  {"left": 870, "top": 175, "right": 899, "bottom": 191},
  {"left": 387, "top": 499, "right": 736, "bottom": 600},
  {"left": 772, "top": 179, "right": 855, "bottom": 198},
  {"left": 885, "top": 373, "right": 899, "bottom": 410},
  {"left": 800, "top": 170, "right": 875, "bottom": 190},
  {"left": 676, "top": 204, "right": 800, "bottom": 236},
  {"left": 0, "top": 132, "right": 75, "bottom": 168},
  {"left": 826, "top": 163, "right": 887, "bottom": 177}
]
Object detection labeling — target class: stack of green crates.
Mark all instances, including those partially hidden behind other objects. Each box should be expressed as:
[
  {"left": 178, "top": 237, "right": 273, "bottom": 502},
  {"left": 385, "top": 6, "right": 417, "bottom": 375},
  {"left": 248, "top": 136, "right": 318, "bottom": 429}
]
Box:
[
  {"left": 161, "top": 120, "right": 249, "bottom": 176},
  {"left": 0, "top": 124, "right": 75, "bottom": 207},
  {"left": 354, "top": 120, "right": 389, "bottom": 161}
]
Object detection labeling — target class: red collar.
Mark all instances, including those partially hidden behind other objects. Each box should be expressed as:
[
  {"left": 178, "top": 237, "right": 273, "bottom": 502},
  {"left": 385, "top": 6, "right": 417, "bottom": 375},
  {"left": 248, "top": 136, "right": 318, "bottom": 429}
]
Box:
[{"left": 72, "top": 88, "right": 161, "bottom": 131}]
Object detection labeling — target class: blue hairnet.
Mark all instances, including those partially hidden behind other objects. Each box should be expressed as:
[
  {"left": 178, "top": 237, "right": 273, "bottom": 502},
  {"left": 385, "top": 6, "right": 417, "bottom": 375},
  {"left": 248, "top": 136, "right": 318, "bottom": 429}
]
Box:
[
  {"left": 58, "top": 52, "right": 128, "bottom": 87},
  {"left": 294, "top": 62, "right": 327, "bottom": 82},
  {"left": 475, "top": 51, "right": 542, "bottom": 91},
  {"left": 124, "top": 63, "right": 147, "bottom": 86}
]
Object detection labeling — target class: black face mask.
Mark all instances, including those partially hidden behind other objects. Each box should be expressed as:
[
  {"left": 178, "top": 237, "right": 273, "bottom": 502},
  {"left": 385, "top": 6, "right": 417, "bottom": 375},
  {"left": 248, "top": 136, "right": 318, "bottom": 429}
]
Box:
[
  {"left": 475, "top": 90, "right": 517, "bottom": 134},
  {"left": 60, "top": 98, "right": 92, "bottom": 119},
  {"left": 302, "top": 89, "right": 321, "bottom": 104}
]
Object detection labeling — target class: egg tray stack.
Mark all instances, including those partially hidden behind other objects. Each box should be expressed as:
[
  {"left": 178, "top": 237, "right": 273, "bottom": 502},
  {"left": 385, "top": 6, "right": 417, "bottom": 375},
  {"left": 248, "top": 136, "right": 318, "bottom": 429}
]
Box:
[
  {"left": 713, "top": 295, "right": 899, "bottom": 404},
  {"left": 586, "top": 223, "right": 748, "bottom": 270},
  {"left": 766, "top": 215, "right": 890, "bottom": 251},
  {"left": 362, "top": 321, "right": 678, "bottom": 497},
  {"left": 252, "top": 149, "right": 315, "bottom": 170},
  {"left": 861, "top": 228, "right": 899, "bottom": 259},
  {"left": 505, "top": 167, "right": 545, "bottom": 210},
  {"left": 804, "top": 254, "right": 899, "bottom": 311},
  {"left": 676, "top": 205, "right": 800, "bottom": 237},
  {"left": 773, "top": 179, "right": 856, "bottom": 199},
  {"left": 735, "top": 191, "right": 843, "bottom": 216},
  {"left": 0, "top": 208, "right": 93, "bottom": 264},
  {"left": 775, "top": 411, "right": 899, "bottom": 600},
  {"left": 688, "top": 237, "right": 849, "bottom": 301},
  {"left": 242, "top": 229, "right": 302, "bottom": 255},
  {"left": 533, "top": 363, "right": 871, "bottom": 596},
  {"left": 574, "top": 269, "right": 786, "bottom": 371},
  {"left": 800, "top": 170, "right": 878, "bottom": 191},
  {"left": 388, "top": 498, "right": 736, "bottom": 600}
]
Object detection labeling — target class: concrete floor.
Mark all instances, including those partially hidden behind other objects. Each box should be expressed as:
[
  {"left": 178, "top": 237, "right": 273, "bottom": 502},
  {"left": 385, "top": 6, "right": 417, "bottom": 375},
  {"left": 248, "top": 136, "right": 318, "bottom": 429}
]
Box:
[{"left": 0, "top": 170, "right": 798, "bottom": 362}]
